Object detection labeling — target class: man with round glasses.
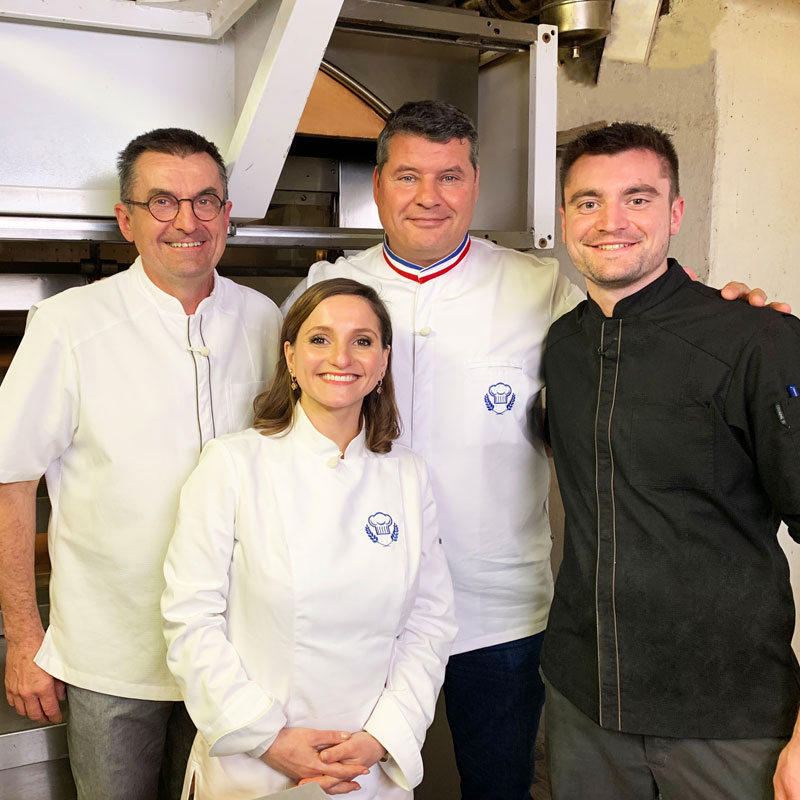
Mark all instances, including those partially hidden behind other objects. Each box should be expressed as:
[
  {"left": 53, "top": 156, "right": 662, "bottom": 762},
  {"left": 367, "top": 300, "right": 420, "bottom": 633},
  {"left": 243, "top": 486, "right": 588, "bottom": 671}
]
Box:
[{"left": 0, "top": 128, "right": 282, "bottom": 799}]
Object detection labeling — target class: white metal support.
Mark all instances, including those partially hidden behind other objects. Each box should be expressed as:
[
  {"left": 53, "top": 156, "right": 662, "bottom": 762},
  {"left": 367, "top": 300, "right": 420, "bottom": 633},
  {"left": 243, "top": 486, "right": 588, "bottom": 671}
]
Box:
[
  {"left": 225, "top": 0, "right": 343, "bottom": 222},
  {"left": 528, "top": 24, "right": 558, "bottom": 250}
]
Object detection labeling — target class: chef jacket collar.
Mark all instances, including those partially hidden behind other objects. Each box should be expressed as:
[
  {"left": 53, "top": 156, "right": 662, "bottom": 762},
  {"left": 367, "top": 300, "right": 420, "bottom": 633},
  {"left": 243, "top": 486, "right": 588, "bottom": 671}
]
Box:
[
  {"left": 382, "top": 233, "right": 471, "bottom": 284},
  {"left": 585, "top": 259, "right": 690, "bottom": 320},
  {"left": 292, "top": 401, "right": 369, "bottom": 461},
  {"left": 132, "top": 256, "right": 220, "bottom": 316}
]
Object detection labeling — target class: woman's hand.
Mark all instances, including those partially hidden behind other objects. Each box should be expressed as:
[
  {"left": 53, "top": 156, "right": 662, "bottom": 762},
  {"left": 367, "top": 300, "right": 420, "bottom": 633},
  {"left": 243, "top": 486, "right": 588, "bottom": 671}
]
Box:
[
  {"left": 260, "top": 727, "right": 370, "bottom": 782},
  {"left": 318, "top": 730, "right": 387, "bottom": 770},
  {"left": 297, "top": 775, "right": 364, "bottom": 795},
  {"left": 296, "top": 733, "right": 387, "bottom": 796}
]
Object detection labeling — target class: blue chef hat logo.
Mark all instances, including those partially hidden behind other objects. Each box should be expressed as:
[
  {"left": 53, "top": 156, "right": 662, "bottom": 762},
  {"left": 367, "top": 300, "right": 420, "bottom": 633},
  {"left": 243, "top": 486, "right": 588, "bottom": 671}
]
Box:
[
  {"left": 485, "top": 382, "right": 516, "bottom": 415},
  {"left": 366, "top": 512, "right": 400, "bottom": 547}
]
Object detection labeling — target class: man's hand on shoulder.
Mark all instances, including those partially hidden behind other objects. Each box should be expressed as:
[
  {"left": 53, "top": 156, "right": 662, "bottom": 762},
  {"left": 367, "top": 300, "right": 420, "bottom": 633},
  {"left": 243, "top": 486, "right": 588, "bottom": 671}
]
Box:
[
  {"left": 720, "top": 281, "right": 792, "bottom": 313},
  {"left": 681, "top": 266, "right": 792, "bottom": 312},
  {"left": 775, "top": 732, "right": 800, "bottom": 799},
  {"left": 5, "top": 637, "right": 65, "bottom": 723}
]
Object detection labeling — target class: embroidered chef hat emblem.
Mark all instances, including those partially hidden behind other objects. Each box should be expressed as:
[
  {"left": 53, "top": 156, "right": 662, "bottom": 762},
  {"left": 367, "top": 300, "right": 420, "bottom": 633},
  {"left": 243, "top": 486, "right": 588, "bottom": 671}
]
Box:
[
  {"left": 485, "top": 382, "right": 516, "bottom": 415},
  {"left": 366, "top": 512, "right": 400, "bottom": 547}
]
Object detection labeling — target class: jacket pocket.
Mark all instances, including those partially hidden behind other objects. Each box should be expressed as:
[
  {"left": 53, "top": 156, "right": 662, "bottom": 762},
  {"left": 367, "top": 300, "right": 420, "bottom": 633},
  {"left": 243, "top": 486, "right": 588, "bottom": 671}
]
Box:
[{"left": 630, "top": 405, "right": 714, "bottom": 489}]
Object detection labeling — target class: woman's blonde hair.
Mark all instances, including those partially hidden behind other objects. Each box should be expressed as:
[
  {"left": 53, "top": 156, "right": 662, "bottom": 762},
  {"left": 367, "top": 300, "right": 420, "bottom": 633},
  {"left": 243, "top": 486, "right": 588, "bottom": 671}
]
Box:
[{"left": 253, "top": 278, "right": 401, "bottom": 454}]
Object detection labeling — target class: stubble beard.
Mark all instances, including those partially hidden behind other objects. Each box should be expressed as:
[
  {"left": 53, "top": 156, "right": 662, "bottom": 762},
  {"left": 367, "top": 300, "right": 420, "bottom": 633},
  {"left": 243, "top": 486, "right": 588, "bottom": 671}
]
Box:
[{"left": 571, "top": 236, "right": 671, "bottom": 291}]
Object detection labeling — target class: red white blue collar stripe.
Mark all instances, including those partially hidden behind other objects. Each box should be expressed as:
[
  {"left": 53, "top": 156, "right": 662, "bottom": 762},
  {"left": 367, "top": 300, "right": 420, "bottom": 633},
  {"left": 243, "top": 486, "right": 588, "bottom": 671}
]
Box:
[{"left": 383, "top": 234, "right": 471, "bottom": 284}]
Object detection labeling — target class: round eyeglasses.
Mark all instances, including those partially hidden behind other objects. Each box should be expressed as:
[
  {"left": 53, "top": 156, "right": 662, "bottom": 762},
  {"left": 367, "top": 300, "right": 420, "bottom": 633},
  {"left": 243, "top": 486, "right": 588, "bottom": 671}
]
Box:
[{"left": 123, "top": 192, "right": 226, "bottom": 222}]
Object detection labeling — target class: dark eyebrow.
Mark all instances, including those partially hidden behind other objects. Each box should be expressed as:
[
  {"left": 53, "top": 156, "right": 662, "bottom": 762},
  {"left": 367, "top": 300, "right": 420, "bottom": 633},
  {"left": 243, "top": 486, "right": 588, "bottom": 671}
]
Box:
[
  {"left": 391, "top": 164, "right": 466, "bottom": 177},
  {"left": 567, "top": 188, "right": 601, "bottom": 205},
  {"left": 567, "top": 184, "right": 661, "bottom": 205},
  {"left": 307, "top": 325, "right": 380, "bottom": 337},
  {"left": 145, "top": 187, "right": 220, "bottom": 199},
  {"left": 623, "top": 184, "right": 660, "bottom": 196}
]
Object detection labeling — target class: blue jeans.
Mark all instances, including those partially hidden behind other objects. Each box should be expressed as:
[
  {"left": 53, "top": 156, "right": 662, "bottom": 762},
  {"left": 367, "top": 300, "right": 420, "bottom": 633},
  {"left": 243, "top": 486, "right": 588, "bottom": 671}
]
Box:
[{"left": 443, "top": 632, "right": 546, "bottom": 800}]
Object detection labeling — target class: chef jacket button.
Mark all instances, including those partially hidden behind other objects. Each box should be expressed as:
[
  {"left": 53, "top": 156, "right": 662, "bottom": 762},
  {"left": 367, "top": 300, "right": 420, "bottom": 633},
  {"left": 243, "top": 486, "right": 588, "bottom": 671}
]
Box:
[
  {"left": 327, "top": 455, "right": 340, "bottom": 468},
  {"left": 417, "top": 326, "right": 432, "bottom": 336}
]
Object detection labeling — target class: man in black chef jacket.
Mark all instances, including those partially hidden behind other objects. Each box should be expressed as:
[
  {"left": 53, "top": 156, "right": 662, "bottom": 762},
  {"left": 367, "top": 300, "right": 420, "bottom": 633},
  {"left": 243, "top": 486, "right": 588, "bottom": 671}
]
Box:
[{"left": 541, "top": 121, "right": 800, "bottom": 800}]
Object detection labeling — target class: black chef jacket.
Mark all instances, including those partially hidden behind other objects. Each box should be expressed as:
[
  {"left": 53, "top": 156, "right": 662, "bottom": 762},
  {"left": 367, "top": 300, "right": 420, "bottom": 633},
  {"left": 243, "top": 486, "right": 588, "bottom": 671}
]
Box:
[{"left": 541, "top": 260, "right": 800, "bottom": 739}]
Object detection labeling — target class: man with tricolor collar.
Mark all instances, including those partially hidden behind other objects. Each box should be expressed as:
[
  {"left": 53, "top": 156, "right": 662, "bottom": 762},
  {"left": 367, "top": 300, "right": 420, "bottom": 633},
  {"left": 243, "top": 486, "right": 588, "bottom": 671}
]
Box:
[{"left": 282, "top": 100, "right": 778, "bottom": 800}]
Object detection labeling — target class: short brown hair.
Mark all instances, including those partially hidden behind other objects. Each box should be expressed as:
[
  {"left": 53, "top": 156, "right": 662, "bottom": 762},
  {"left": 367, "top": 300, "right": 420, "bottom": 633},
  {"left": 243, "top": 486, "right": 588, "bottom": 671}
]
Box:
[
  {"left": 254, "top": 279, "right": 401, "bottom": 454},
  {"left": 560, "top": 122, "right": 680, "bottom": 203},
  {"left": 376, "top": 100, "right": 479, "bottom": 175}
]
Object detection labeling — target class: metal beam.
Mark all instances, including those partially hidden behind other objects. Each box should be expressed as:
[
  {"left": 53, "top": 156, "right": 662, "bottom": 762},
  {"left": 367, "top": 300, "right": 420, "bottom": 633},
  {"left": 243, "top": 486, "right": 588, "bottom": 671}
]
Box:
[
  {"left": 528, "top": 24, "right": 558, "bottom": 249},
  {"left": 226, "top": 0, "right": 343, "bottom": 222},
  {"left": 337, "top": 0, "right": 538, "bottom": 47},
  {"left": 0, "top": 218, "right": 535, "bottom": 251}
]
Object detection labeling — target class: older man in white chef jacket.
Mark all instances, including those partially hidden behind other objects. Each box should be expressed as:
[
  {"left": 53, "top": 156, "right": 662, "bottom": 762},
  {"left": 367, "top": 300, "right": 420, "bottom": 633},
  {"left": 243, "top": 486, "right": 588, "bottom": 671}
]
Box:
[
  {"left": 0, "top": 128, "right": 282, "bottom": 800},
  {"left": 283, "top": 100, "right": 782, "bottom": 800}
]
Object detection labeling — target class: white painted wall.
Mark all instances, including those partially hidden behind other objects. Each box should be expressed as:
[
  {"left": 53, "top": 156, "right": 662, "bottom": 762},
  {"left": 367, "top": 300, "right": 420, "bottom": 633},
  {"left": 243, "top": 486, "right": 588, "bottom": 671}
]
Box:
[{"left": 0, "top": 18, "right": 235, "bottom": 216}]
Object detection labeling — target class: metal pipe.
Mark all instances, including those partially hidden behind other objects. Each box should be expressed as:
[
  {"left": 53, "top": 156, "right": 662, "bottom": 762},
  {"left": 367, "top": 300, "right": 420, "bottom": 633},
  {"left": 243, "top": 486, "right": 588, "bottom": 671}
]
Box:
[
  {"left": 456, "top": 0, "right": 542, "bottom": 21},
  {"left": 319, "top": 60, "right": 393, "bottom": 119}
]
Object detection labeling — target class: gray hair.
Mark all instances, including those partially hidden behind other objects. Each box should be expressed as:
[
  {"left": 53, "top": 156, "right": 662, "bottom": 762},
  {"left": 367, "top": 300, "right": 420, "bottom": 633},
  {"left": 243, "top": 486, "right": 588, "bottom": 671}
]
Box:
[
  {"left": 117, "top": 128, "right": 228, "bottom": 202},
  {"left": 376, "top": 100, "right": 479, "bottom": 174}
]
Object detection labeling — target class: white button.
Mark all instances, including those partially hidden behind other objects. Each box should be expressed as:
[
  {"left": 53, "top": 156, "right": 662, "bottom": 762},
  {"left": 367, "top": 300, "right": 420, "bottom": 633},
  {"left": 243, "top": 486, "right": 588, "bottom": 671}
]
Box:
[
  {"left": 416, "top": 326, "right": 432, "bottom": 336},
  {"left": 327, "top": 454, "right": 340, "bottom": 468}
]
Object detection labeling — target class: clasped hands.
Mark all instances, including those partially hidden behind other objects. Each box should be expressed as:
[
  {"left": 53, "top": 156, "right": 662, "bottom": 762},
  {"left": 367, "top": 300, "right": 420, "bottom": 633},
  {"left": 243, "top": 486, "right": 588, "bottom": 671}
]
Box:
[{"left": 262, "top": 726, "right": 387, "bottom": 795}]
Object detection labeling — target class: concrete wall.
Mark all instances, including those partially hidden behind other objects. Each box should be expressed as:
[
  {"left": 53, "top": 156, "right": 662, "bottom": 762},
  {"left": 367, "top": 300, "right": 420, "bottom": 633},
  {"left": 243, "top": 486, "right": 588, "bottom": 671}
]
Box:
[
  {"left": 708, "top": 0, "right": 800, "bottom": 305},
  {"left": 552, "top": 0, "right": 719, "bottom": 288},
  {"left": 705, "top": 0, "right": 800, "bottom": 651}
]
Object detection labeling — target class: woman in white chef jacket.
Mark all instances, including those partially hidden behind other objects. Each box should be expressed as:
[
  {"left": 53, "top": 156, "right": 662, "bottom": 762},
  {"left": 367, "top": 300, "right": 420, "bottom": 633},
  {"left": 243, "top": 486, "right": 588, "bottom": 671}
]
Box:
[{"left": 162, "top": 278, "right": 457, "bottom": 799}]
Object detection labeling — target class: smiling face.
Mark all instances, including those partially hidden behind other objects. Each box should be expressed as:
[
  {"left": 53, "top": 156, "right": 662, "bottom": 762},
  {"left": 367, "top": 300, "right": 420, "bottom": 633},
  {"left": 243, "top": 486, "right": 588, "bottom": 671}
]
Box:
[
  {"left": 373, "top": 133, "right": 479, "bottom": 267},
  {"left": 284, "top": 294, "right": 390, "bottom": 428},
  {"left": 560, "top": 148, "right": 684, "bottom": 306},
  {"left": 114, "top": 151, "right": 231, "bottom": 301}
]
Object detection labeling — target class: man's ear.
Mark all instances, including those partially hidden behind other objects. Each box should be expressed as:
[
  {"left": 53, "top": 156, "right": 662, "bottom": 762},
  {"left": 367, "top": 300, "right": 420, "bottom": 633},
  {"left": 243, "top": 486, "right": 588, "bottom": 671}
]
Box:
[
  {"left": 372, "top": 166, "right": 381, "bottom": 205},
  {"left": 559, "top": 206, "right": 567, "bottom": 243},
  {"left": 114, "top": 203, "right": 136, "bottom": 244},
  {"left": 670, "top": 196, "right": 685, "bottom": 236}
]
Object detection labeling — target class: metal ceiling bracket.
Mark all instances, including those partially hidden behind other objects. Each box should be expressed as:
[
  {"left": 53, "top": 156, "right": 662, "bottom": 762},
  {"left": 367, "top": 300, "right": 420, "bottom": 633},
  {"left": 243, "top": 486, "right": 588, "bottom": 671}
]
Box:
[
  {"left": 226, "top": 0, "right": 344, "bottom": 222},
  {"left": 337, "top": 0, "right": 538, "bottom": 48},
  {"left": 528, "top": 23, "right": 558, "bottom": 249}
]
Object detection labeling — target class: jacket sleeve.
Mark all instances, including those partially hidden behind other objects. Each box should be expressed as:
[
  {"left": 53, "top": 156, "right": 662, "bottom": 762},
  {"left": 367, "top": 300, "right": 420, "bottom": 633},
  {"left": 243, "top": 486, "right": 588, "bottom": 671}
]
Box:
[
  {"left": 0, "top": 304, "right": 78, "bottom": 482},
  {"left": 551, "top": 268, "right": 585, "bottom": 324},
  {"left": 162, "top": 438, "right": 287, "bottom": 758},
  {"left": 726, "top": 312, "right": 800, "bottom": 541},
  {"left": 363, "top": 456, "right": 457, "bottom": 790}
]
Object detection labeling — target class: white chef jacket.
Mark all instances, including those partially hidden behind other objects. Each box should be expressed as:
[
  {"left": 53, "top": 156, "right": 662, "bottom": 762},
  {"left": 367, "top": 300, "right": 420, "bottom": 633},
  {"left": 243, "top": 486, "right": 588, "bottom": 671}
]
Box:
[
  {"left": 284, "top": 239, "right": 582, "bottom": 653},
  {"left": 0, "top": 257, "right": 282, "bottom": 700},
  {"left": 162, "top": 404, "right": 456, "bottom": 800}
]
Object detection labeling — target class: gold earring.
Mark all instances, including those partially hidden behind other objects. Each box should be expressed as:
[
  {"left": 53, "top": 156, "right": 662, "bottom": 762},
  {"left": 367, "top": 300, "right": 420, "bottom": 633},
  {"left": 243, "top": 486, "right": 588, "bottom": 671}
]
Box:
[
  {"left": 376, "top": 378, "right": 383, "bottom": 395},
  {"left": 290, "top": 371, "right": 298, "bottom": 391}
]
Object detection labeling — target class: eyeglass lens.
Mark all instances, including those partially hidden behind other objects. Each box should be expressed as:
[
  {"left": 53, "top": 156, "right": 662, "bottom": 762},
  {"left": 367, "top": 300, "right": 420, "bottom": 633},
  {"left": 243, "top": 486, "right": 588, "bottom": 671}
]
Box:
[{"left": 148, "top": 193, "right": 224, "bottom": 222}]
